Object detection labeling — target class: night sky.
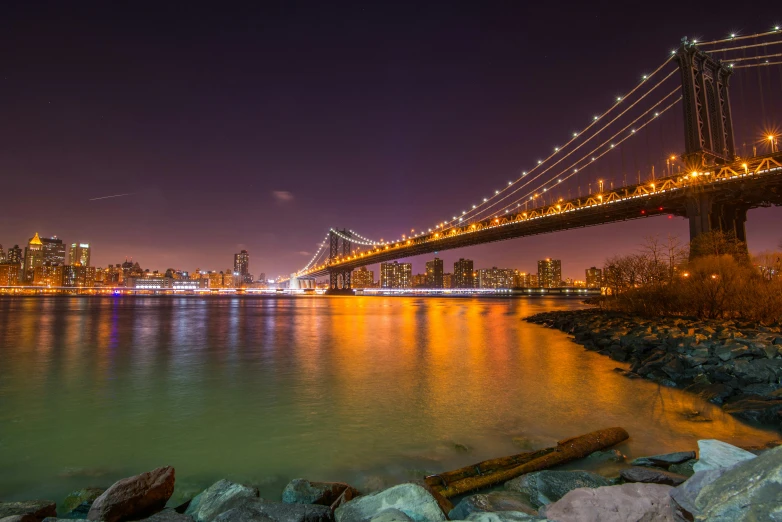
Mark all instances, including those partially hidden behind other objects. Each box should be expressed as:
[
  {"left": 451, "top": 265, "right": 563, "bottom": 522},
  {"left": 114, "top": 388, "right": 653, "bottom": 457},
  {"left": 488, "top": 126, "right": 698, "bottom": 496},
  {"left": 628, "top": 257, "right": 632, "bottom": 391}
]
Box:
[{"left": 2, "top": 3, "right": 781, "bottom": 280}]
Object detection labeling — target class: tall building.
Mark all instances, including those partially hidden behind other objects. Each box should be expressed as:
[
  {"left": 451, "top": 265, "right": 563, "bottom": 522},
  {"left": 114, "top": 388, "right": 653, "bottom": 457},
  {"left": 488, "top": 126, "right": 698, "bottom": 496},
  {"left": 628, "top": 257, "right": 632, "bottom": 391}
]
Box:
[
  {"left": 351, "top": 267, "right": 374, "bottom": 288},
  {"left": 425, "top": 257, "right": 444, "bottom": 288},
  {"left": 63, "top": 265, "right": 96, "bottom": 288},
  {"left": 442, "top": 273, "right": 453, "bottom": 289},
  {"left": 453, "top": 258, "right": 474, "bottom": 288},
  {"left": 7, "top": 245, "right": 22, "bottom": 265},
  {"left": 23, "top": 233, "right": 45, "bottom": 283},
  {"left": 33, "top": 265, "right": 64, "bottom": 286},
  {"left": 476, "top": 267, "right": 517, "bottom": 288},
  {"left": 516, "top": 272, "right": 539, "bottom": 288},
  {"left": 234, "top": 250, "right": 251, "bottom": 282},
  {"left": 0, "top": 244, "right": 4, "bottom": 263},
  {"left": 412, "top": 273, "right": 428, "bottom": 288},
  {"left": 68, "top": 243, "right": 91, "bottom": 266},
  {"left": 585, "top": 267, "right": 603, "bottom": 288},
  {"left": 222, "top": 270, "right": 235, "bottom": 288},
  {"left": 537, "top": 258, "right": 562, "bottom": 288},
  {"left": 0, "top": 263, "right": 20, "bottom": 286},
  {"left": 380, "top": 261, "right": 412, "bottom": 288},
  {"left": 41, "top": 236, "right": 66, "bottom": 266}
]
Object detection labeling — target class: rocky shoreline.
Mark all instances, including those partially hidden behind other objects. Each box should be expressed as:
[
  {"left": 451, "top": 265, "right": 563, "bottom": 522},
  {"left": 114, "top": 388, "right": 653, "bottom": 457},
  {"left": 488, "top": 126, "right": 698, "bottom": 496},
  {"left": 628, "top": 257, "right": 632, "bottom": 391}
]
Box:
[
  {"left": 2, "top": 436, "right": 781, "bottom": 521},
  {"left": 526, "top": 309, "right": 782, "bottom": 429}
]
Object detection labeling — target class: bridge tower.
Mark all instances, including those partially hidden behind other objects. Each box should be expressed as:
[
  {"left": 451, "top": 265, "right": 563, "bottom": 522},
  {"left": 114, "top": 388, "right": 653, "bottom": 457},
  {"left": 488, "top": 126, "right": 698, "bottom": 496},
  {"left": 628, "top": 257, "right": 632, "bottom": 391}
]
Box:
[
  {"left": 327, "top": 229, "right": 354, "bottom": 292},
  {"left": 676, "top": 39, "right": 746, "bottom": 247}
]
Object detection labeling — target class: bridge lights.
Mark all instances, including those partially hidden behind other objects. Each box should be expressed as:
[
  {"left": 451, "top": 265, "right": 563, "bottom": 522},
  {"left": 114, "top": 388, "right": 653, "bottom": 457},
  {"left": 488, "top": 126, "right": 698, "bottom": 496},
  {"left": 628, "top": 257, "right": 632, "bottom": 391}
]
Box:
[{"left": 742, "top": 163, "right": 748, "bottom": 173}]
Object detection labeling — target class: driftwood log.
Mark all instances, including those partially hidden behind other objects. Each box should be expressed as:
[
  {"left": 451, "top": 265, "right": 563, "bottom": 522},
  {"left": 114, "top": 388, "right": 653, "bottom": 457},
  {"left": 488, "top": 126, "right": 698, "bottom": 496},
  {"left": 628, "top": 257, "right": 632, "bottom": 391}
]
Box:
[{"left": 424, "top": 427, "right": 629, "bottom": 498}]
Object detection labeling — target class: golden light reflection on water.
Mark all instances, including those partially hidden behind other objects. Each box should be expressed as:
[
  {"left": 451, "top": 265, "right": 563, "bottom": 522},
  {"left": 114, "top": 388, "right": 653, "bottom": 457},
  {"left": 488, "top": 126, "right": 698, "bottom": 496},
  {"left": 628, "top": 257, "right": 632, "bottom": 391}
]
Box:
[{"left": 0, "top": 296, "right": 777, "bottom": 502}]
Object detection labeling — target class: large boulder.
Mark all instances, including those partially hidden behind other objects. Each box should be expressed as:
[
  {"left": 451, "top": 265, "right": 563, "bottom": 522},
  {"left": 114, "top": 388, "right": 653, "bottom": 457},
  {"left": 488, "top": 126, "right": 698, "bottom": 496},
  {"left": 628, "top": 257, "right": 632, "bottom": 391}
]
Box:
[
  {"left": 692, "top": 439, "right": 756, "bottom": 472},
  {"left": 619, "top": 467, "right": 687, "bottom": 486},
  {"left": 367, "top": 510, "right": 412, "bottom": 522},
  {"left": 88, "top": 467, "right": 175, "bottom": 522},
  {"left": 693, "top": 445, "right": 782, "bottom": 520},
  {"left": 540, "top": 483, "right": 675, "bottom": 521},
  {"left": 448, "top": 492, "right": 536, "bottom": 519},
  {"left": 504, "top": 470, "right": 610, "bottom": 508},
  {"left": 185, "top": 480, "right": 259, "bottom": 522},
  {"left": 0, "top": 502, "right": 57, "bottom": 521},
  {"left": 630, "top": 451, "right": 695, "bottom": 469},
  {"left": 669, "top": 469, "right": 728, "bottom": 518},
  {"left": 214, "top": 500, "right": 331, "bottom": 522},
  {"left": 334, "top": 484, "right": 445, "bottom": 522},
  {"left": 63, "top": 488, "right": 105, "bottom": 518},
  {"left": 282, "top": 480, "right": 356, "bottom": 507}
]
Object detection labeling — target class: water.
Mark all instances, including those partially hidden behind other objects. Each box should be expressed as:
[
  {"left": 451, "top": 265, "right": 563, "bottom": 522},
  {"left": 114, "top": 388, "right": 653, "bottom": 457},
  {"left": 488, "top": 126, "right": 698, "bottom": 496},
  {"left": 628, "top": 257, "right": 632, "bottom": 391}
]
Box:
[{"left": 0, "top": 296, "right": 776, "bottom": 503}]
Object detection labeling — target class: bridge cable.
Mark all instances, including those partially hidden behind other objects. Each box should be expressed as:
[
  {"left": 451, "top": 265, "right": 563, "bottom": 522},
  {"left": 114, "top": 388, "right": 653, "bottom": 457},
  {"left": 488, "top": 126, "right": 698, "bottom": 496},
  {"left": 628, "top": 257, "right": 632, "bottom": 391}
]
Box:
[{"left": 698, "top": 29, "right": 782, "bottom": 46}]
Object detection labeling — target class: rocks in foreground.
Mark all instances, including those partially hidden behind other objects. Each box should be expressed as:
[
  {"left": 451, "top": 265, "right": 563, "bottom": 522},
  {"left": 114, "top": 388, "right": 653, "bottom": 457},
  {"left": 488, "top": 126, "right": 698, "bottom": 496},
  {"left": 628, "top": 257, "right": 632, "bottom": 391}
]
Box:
[
  {"left": 215, "top": 499, "right": 333, "bottom": 522},
  {"left": 618, "top": 467, "right": 686, "bottom": 486},
  {"left": 282, "top": 480, "right": 358, "bottom": 509},
  {"left": 62, "top": 488, "right": 105, "bottom": 519},
  {"left": 334, "top": 484, "right": 445, "bottom": 522},
  {"left": 540, "top": 483, "right": 675, "bottom": 521},
  {"left": 504, "top": 470, "right": 610, "bottom": 508},
  {"left": 0, "top": 502, "right": 56, "bottom": 521},
  {"left": 630, "top": 451, "right": 695, "bottom": 469},
  {"left": 691, "top": 439, "right": 756, "bottom": 472},
  {"left": 87, "top": 466, "right": 175, "bottom": 522},
  {"left": 185, "top": 480, "right": 260, "bottom": 522},
  {"left": 448, "top": 491, "right": 537, "bottom": 519}
]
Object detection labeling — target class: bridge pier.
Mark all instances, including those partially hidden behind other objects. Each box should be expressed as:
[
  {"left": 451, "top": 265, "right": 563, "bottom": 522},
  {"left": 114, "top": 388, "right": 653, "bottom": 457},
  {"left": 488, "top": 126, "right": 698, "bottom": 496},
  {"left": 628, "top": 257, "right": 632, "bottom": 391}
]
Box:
[{"left": 685, "top": 192, "right": 748, "bottom": 245}]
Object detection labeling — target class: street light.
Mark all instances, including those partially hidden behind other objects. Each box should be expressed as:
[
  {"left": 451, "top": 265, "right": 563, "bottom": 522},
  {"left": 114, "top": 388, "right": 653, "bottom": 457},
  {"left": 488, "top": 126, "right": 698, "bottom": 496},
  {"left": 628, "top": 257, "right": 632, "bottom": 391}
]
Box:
[{"left": 768, "top": 135, "right": 778, "bottom": 153}]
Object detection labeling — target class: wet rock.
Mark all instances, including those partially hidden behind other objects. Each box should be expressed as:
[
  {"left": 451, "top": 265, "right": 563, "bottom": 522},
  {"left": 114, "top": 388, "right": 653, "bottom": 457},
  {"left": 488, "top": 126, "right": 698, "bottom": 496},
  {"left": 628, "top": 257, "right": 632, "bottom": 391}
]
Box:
[
  {"left": 668, "top": 459, "right": 697, "bottom": 477},
  {"left": 448, "top": 492, "right": 536, "bottom": 519},
  {"left": 63, "top": 489, "right": 105, "bottom": 518},
  {"left": 540, "top": 483, "right": 675, "bottom": 521},
  {"left": 141, "top": 509, "right": 195, "bottom": 522},
  {"left": 233, "top": 501, "right": 332, "bottom": 522},
  {"left": 0, "top": 502, "right": 57, "bottom": 520},
  {"left": 692, "top": 439, "right": 756, "bottom": 472},
  {"left": 504, "top": 470, "right": 610, "bottom": 508},
  {"left": 713, "top": 343, "right": 747, "bottom": 361},
  {"left": 630, "top": 451, "right": 695, "bottom": 469},
  {"left": 367, "top": 510, "right": 412, "bottom": 522},
  {"left": 458, "top": 512, "right": 545, "bottom": 521},
  {"left": 619, "top": 467, "right": 687, "bottom": 486},
  {"left": 722, "top": 395, "right": 782, "bottom": 424},
  {"left": 586, "top": 449, "right": 624, "bottom": 463},
  {"left": 282, "top": 480, "right": 356, "bottom": 507},
  {"left": 334, "top": 484, "right": 445, "bottom": 522},
  {"left": 694, "top": 445, "right": 782, "bottom": 520},
  {"left": 87, "top": 467, "right": 175, "bottom": 522},
  {"left": 185, "top": 480, "right": 260, "bottom": 522},
  {"left": 669, "top": 469, "right": 727, "bottom": 518},
  {"left": 683, "top": 383, "right": 733, "bottom": 404},
  {"left": 211, "top": 504, "right": 274, "bottom": 522}
]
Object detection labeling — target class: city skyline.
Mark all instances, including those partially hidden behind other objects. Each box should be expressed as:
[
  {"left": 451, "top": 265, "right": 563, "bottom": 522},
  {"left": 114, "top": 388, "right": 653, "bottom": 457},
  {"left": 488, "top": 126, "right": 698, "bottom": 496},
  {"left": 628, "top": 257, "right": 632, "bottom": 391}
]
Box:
[{"left": 2, "top": 5, "right": 781, "bottom": 278}]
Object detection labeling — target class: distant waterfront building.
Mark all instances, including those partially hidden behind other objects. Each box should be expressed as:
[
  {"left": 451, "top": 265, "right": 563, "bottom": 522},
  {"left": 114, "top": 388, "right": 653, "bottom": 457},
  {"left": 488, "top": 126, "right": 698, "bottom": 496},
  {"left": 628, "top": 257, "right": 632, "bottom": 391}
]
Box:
[
  {"left": 125, "top": 275, "right": 173, "bottom": 289},
  {"left": 537, "top": 258, "right": 562, "bottom": 288},
  {"left": 33, "top": 264, "right": 64, "bottom": 286},
  {"left": 442, "top": 273, "right": 453, "bottom": 289},
  {"left": 63, "top": 265, "right": 96, "bottom": 288},
  {"left": 0, "top": 244, "right": 4, "bottom": 263},
  {"left": 516, "top": 272, "right": 538, "bottom": 288},
  {"left": 223, "top": 270, "right": 235, "bottom": 288},
  {"left": 42, "top": 236, "right": 66, "bottom": 266},
  {"left": 68, "top": 243, "right": 91, "bottom": 266},
  {"left": 23, "top": 233, "right": 45, "bottom": 283},
  {"left": 351, "top": 267, "right": 374, "bottom": 289},
  {"left": 425, "top": 257, "right": 444, "bottom": 288},
  {"left": 477, "top": 267, "right": 516, "bottom": 289},
  {"left": 258, "top": 272, "right": 266, "bottom": 283},
  {"left": 172, "top": 278, "right": 209, "bottom": 290},
  {"left": 234, "top": 250, "right": 251, "bottom": 283},
  {"left": 585, "top": 266, "right": 603, "bottom": 288},
  {"left": 380, "top": 261, "right": 412, "bottom": 288},
  {"left": 7, "top": 245, "right": 22, "bottom": 265},
  {"left": 0, "top": 263, "right": 20, "bottom": 286},
  {"left": 453, "top": 258, "right": 474, "bottom": 288},
  {"left": 412, "top": 273, "right": 427, "bottom": 288}
]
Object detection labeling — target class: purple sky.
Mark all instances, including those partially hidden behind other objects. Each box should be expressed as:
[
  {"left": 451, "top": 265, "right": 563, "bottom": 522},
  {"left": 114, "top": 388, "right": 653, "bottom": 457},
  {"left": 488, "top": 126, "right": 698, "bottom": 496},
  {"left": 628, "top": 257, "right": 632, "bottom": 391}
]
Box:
[{"left": 2, "top": 3, "right": 781, "bottom": 280}]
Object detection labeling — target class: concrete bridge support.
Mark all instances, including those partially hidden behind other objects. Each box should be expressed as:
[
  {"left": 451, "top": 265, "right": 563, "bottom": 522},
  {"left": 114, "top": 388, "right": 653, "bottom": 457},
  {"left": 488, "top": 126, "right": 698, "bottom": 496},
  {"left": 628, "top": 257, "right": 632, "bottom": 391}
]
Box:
[{"left": 685, "top": 193, "right": 748, "bottom": 244}]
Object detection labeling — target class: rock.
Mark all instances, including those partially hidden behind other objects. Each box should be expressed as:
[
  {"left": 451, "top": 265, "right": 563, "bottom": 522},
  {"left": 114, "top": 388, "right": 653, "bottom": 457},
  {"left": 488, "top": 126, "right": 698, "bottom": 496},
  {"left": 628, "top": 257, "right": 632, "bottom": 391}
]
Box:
[
  {"left": 694, "top": 445, "right": 782, "bottom": 520},
  {"left": 141, "top": 509, "right": 195, "bottom": 522},
  {"left": 722, "top": 396, "right": 782, "bottom": 424},
  {"left": 231, "top": 501, "right": 332, "bottom": 522},
  {"left": 504, "top": 470, "right": 610, "bottom": 508},
  {"left": 586, "top": 449, "right": 624, "bottom": 463},
  {"left": 211, "top": 505, "right": 274, "bottom": 522},
  {"left": 630, "top": 451, "right": 695, "bottom": 469},
  {"left": 692, "top": 439, "right": 756, "bottom": 472},
  {"left": 63, "top": 489, "right": 105, "bottom": 518},
  {"left": 540, "top": 483, "right": 675, "bottom": 521},
  {"left": 367, "top": 510, "right": 412, "bottom": 522},
  {"left": 282, "top": 480, "right": 356, "bottom": 507},
  {"left": 3, "top": 516, "right": 40, "bottom": 522},
  {"left": 334, "top": 484, "right": 445, "bottom": 522},
  {"left": 87, "top": 467, "right": 175, "bottom": 522},
  {"left": 619, "top": 467, "right": 687, "bottom": 486},
  {"left": 448, "top": 492, "right": 536, "bottom": 519},
  {"left": 461, "top": 512, "right": 545, "bottom": 521},
  {"left": 713, "top": 343, "right": 747, "bottom": 361},
  {"left": 683, "top": 383, "right": 733, "bottom": 404},
  {"left": 669, "top": 469, "right": 727, "bottom": 518},
  {"left": 185, "top": 480, "right": 260, "bottom": 522},
  {"left": 668, "top": 459, "right": 697, "bottom": 477},
  {"left": 0, "top": 502, "right": 57, "bottom": 520}
]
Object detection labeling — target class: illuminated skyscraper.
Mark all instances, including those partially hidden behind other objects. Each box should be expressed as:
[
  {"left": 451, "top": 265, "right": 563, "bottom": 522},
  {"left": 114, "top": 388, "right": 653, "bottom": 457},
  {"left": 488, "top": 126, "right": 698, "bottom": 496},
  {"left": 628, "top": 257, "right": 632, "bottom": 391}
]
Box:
[
  {"left": 453, "top": 258, "right": 474, "bottom": 288},
  {"left": 380, "top": 261, "right": 412, "bottom": 288},
  {"left": 63, "top": 265, "right": 96, "bottom": 288},
  {"left": 68, "top": 243, "right": 92, "bottom": 266},
  {"left": 0, "top": 244, "right": 4, "bottom": 263},
  {"left": 234, "top": 250, "right": 250, "bottom": 282},
  {"left": 351, "top": 267, "right": 374, "bottom": 288},
  {"left": 425, "top": 257, "right": 444, "bottom": 288},
  {"left": 41, "top": 236, "right": 66, "bottom": 266},
  {"left": 7, "top": 245, "right": 22, "bottom": 265},
  {"left": 537, "top": 258, "right": 562, "bottom": 288},
  {"left": 585, "top": 267, "right": 603, "bottom": 288},
  {"left": 23, "top": 233, "right": 44, "bottom": 282}
]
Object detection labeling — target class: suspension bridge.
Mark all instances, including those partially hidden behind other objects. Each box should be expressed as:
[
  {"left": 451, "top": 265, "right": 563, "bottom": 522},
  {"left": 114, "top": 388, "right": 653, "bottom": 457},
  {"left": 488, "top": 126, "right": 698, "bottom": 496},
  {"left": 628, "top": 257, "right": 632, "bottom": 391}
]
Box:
[{"left": 289, "top": 31, "right": 782, "bottom": 290}]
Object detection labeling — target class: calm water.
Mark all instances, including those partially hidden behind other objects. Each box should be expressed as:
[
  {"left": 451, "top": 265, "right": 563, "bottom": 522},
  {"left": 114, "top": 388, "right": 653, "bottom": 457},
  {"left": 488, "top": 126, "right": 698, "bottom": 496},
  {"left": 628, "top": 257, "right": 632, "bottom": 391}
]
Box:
[{"left": 0, "top": 296, "right": 776, "bottom": 503}]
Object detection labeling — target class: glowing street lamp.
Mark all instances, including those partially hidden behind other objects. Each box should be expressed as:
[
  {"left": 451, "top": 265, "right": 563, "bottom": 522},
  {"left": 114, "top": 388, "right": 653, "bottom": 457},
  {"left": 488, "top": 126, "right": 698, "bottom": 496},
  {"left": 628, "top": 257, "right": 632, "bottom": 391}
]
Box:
[{"left": 768, "top": 134, "right": 778, "bottom": 153}]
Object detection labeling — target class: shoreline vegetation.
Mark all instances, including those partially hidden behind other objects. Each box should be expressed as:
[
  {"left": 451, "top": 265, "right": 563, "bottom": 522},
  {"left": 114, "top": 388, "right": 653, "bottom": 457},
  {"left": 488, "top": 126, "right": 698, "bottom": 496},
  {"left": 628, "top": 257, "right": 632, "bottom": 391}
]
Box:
[{"left": 3, "top": 430, "right": 781, "bottom": 521}]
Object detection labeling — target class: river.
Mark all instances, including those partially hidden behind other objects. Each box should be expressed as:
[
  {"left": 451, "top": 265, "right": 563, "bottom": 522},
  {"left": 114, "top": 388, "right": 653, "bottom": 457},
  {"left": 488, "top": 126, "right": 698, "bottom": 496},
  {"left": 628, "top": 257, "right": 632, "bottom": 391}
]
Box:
[{"left": 0, "top": 296, "right": 776, "bottom": 502}]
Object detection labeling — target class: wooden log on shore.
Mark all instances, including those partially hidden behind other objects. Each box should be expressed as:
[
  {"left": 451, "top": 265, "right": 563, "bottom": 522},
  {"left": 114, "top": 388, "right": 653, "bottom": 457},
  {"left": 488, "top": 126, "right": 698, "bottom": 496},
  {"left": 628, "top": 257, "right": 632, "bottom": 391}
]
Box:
[{"left": 425, "top": 427, "right": 629, "bottom": 498}]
